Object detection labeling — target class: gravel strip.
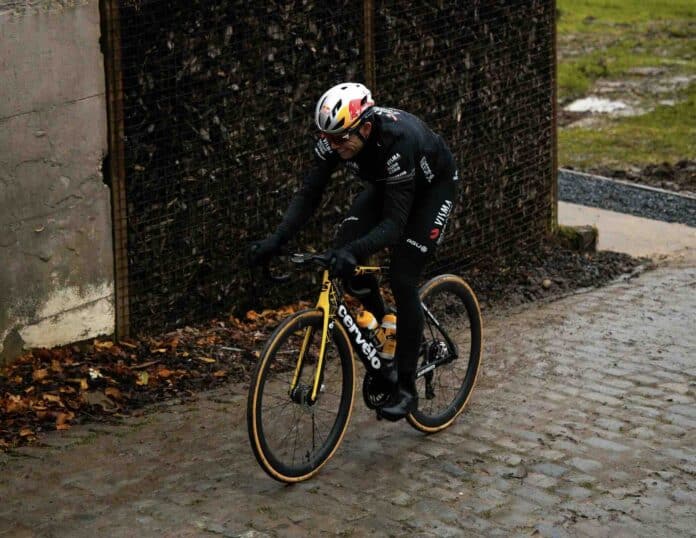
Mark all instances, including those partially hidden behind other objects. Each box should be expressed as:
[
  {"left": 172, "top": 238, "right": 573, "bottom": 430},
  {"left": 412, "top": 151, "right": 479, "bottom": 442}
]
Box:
[{"left": 559, "top": 169, "right": 696, "bottom": 227}]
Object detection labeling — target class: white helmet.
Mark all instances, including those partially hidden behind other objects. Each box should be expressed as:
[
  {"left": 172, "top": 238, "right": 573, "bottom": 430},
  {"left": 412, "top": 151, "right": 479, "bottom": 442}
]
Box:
[{"left": 314, "top": 82, "right": 375, "bottom": 135}]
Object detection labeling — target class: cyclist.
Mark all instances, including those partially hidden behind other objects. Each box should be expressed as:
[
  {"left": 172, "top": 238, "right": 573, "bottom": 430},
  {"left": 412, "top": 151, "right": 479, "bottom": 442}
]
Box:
[{"left": 250, "top": 82, "right": 459, "bottom": 421}]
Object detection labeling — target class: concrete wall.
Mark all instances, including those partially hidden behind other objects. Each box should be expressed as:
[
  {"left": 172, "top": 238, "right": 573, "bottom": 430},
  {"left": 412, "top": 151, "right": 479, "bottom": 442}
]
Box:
[{"left": 0, "top": 1, "right": 114, "bottom": 364}]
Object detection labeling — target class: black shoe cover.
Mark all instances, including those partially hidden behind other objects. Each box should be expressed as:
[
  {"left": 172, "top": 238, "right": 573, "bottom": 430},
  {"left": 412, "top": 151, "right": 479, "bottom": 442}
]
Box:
[{"left": 378, "top": 384, "right": 417, "bottom": 422}]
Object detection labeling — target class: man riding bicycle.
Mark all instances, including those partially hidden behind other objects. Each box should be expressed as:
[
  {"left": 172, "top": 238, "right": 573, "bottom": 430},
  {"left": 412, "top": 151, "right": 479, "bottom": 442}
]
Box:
[{"left": 250, "top": 82, "right": 459, "bottom": 421}]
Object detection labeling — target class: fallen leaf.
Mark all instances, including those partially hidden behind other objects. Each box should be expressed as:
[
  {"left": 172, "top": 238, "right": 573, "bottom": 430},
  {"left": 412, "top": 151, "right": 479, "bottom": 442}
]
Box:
[
  {"left": 5, "top": 395, "right": 27, "bottom": 413},
  {"left": 42, "top": 394, "right": 62, "bottom": 404},
  {"left": 56, "top": 413, "right": 75, "bottom": 430},
  {"left": 213, "top": 370, "right": 228, "bottom": 378},
  {"left": 105, "top": 387, "right": 123, "bottom": 400},
  {"left": 94, "top": 340, "right": 114, "bottom": 350},
  {"left": 157, "top": 368, "right": 173, "bottom": 378},
  {"left": 136, "top": 372, "right": 149, "bottom": 385},
  {"left": 65, "top": 378, "right": 89, "bottom": 391},
  {"left": 196, "top": 357, "right": 216, "bottom": 363},
  {"left": 32, "top": 369, "right": 49, "bottom": 381},
  {"left": 19, "top": 428, "right": 34, "bottom": 437}
]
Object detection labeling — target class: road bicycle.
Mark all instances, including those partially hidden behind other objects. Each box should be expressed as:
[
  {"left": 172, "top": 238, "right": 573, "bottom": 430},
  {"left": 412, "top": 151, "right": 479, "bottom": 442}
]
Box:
[{"left": 246, "top": 252, "right": 482, "bottom": 482}]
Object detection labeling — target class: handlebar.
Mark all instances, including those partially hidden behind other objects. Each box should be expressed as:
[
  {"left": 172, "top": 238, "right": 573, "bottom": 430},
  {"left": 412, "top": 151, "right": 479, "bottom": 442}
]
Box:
[
  {"left": 260, "top": 252, "right": 387, "bottom": 298},
  {"left": 289, "top": 252, "right": 333, "bottom": 267},
  {"left": 260, "top": 252, "right": 331, "bottom": 284}
]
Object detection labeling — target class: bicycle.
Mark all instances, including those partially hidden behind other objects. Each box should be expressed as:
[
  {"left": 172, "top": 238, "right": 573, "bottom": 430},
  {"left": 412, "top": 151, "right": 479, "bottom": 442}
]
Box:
[{"left": 246, "top": 252, "right": 482, "bottom": 482}]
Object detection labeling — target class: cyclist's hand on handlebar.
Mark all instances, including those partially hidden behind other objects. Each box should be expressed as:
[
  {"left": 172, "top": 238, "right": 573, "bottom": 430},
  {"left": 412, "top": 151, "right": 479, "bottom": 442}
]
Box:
[
  {"left": 326, "top": 247, "right": 357, "bottom": 279},
  {"left": 248, "top": 235, "right": 282, "bottom": 266}
]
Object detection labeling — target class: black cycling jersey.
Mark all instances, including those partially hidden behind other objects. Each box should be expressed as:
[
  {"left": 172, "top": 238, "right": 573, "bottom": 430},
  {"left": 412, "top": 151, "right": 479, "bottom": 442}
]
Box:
[{"left": 275, "top": 107, "right": 459, "bottom": 258}]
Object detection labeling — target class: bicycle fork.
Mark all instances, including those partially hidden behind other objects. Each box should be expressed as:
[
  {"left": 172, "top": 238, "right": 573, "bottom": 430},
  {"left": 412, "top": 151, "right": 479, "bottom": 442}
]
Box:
[{"left": 289, "top": 270, "right": 333, "bottom": 404}]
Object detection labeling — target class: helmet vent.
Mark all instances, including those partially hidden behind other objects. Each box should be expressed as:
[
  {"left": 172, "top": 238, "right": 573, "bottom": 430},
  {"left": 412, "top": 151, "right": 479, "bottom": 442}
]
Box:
[{"left": 332, "top": 100, "right": 342, "bottom": 115}]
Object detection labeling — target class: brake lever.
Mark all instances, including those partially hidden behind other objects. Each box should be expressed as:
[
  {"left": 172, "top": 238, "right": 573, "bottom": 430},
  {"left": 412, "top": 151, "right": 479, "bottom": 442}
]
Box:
[{"left": 262, "top": 262, "right": 291, "bottom": 283}]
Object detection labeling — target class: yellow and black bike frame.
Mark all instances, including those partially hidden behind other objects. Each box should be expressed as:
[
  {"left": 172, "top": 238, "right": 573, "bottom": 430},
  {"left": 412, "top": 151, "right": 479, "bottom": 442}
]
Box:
[{"left": 289, "top": 266, "right": 384, "bottom": 402}]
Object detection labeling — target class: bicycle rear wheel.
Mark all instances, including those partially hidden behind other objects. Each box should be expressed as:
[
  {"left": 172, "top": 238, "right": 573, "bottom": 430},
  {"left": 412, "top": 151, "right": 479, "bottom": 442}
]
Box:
[
  {"left": 407, "top": 275, "right": 482, "bottom": 433},
  {"left": 247, "top": 309, "right": 355, "bottom": 482}
]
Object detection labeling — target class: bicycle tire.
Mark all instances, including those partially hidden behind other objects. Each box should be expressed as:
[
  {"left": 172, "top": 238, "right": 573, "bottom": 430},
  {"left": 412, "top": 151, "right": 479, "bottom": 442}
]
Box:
[
  {"left": 407, "top": 275, "right": 482, "bottom": 433},
  {"left": 247, "top": 308, "right": 355, "bottom": 482}
]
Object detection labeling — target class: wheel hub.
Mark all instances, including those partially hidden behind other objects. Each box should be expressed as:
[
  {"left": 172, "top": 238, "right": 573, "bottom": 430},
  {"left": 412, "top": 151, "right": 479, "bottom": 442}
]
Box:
[{"left": 290, "top": 383, "right": 314, "bottom": 407}]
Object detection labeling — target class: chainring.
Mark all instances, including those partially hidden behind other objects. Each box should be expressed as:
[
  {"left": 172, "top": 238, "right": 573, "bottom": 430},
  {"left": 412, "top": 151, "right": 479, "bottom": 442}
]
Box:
[{"left": 362, "top": 372, "right": 392, "bottom": 409}]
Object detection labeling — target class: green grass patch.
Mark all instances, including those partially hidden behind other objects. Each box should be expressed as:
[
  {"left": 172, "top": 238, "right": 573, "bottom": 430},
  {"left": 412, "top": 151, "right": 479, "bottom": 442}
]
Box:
[
  {"left": 557, "top": 0, "right": 696, "bottom": 35},
  {"left": 558, "top": 35, "right": 696, "bottom": 100},
  {"left": 557, "top": 0, "right": 695, "bottom": 169},
  {"left": 557, "top": 1, "right": 696, "bottom": 101},
  {"left": 559, "top": 82, "right": 696, "bottom": 169}
]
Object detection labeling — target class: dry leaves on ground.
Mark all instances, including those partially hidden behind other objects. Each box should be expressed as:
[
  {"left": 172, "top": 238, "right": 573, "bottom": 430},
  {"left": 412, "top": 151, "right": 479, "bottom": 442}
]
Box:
[{"left": 0, "top": 300, "right": 310, "bottom": 450}]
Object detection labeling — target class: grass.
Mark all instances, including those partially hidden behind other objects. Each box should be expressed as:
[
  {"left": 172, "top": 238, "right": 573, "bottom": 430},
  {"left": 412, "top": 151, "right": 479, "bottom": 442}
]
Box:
[
  {"left": 558, "top": 34, "right": 696, "bottom": 100},
  {"left": 556, "top": 0, "right": 696, "bottom": 169},
  {"left": 557, "top": 0, "right": 696, "bottom": 35},
  {"left": 559, "top": 82, "right": 696, "bottom": 169}
]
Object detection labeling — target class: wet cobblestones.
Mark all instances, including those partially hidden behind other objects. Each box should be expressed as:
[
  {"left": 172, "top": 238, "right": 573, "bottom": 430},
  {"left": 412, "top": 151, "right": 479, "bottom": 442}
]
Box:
[{"left": 0, "top": 259, "right": 694, "bottom": 537}]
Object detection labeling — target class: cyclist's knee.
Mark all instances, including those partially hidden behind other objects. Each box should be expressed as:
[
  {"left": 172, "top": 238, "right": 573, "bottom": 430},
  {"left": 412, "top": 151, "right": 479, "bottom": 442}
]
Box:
[{"left": 390, "top": 269, "right": 419, "bottom": 296}]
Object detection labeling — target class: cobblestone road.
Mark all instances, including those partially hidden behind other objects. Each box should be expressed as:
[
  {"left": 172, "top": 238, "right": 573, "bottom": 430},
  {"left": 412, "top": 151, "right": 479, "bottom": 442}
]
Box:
[{"left": 1, "top": 257, "right": 695, "bottom": 537}]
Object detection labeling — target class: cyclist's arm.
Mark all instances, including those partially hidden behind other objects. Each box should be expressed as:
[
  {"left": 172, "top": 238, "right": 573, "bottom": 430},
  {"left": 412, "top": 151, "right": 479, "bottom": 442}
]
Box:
[
  {"left": 347, "top": 149, "right": 416, "bottom": 258},
  {"left": 275, "top": 138, "right": 339, "bottom": 243}
]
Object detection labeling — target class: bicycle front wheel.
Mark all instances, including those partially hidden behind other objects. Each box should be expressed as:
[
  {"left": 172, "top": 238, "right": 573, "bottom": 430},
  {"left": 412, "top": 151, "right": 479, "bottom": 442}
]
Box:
[
  {"left": 247, "top": 309, "right": 355, "bottom": 482},
  {"left": 407, "top": 274, "right": 482, "bottom": 433}
]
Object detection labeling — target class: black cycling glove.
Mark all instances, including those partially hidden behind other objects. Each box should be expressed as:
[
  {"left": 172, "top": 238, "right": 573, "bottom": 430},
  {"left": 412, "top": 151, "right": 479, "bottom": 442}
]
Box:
[
  {"left": 327, "top": 248, "right": 357, "bottom": 279},
  {"left": 249, "top": 235, "right": 283, "bottom": 266}
]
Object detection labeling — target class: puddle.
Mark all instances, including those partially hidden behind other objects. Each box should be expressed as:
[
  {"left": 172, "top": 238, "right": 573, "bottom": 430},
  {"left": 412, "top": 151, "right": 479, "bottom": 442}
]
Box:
[
  {"left": 562, "top": 70, "right": 694, "bottom": 123},
  {"left": 564, "top": 96, "right": 638, "bottom": 115}
]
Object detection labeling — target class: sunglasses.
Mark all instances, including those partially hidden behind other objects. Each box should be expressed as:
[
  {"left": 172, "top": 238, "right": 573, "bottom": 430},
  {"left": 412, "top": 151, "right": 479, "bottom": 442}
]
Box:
[{"left": 323, "top": 124, "right": 361, "bottom": 145}]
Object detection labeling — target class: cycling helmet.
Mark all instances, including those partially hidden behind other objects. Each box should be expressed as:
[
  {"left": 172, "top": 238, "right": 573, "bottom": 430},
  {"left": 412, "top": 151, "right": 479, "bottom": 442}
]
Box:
[{"left": 314, "top": 82, "right": 375, "bottom": 135}]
